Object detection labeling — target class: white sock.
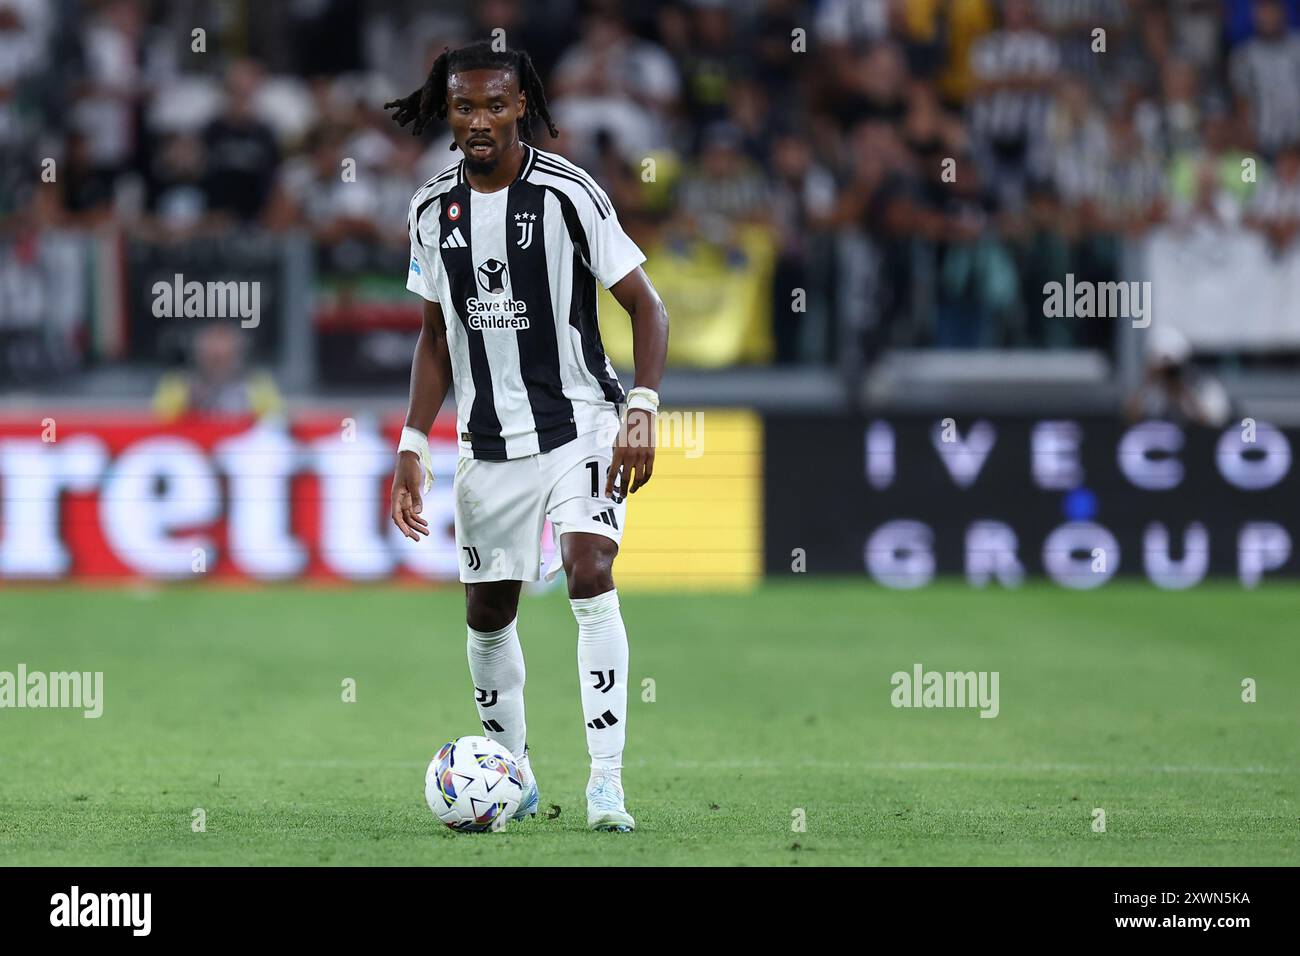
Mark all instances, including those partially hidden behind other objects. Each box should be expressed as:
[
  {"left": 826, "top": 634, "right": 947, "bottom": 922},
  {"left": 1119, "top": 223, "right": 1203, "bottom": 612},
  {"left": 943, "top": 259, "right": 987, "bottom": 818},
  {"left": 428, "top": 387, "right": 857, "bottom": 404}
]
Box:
[
  {"left": 572, "top": 589, "right": 628, "bottom": 784},
  {"left": 466, "top": 617, "right": 527, "bottom": 759}
]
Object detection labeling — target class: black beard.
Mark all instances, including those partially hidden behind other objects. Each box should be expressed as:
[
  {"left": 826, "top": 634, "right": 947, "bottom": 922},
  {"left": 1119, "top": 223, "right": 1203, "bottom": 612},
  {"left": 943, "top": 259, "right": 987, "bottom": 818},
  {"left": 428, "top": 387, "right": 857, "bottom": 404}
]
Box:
[{"left": 463, "top": 150, "right": 499, "bottom": 176}]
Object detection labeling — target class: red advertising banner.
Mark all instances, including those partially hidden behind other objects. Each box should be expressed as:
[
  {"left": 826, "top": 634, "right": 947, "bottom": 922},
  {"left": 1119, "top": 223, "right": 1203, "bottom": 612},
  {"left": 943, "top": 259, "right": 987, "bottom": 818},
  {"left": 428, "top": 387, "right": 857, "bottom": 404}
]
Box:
[{"left": 0, "top": 413, "right": 504, "bottom": 583}]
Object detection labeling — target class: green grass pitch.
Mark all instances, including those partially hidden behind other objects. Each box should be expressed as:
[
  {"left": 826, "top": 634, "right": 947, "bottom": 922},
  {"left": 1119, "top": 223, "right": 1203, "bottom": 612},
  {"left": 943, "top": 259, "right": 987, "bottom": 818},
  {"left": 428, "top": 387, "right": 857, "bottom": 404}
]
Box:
[{"left": 1, "top": 581, "right": 1297, "bottom": 866}]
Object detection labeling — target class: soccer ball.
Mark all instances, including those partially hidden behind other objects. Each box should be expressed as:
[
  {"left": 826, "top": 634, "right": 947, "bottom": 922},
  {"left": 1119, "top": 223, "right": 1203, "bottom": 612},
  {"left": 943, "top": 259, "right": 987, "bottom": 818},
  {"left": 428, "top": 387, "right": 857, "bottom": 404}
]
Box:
[{"left": 424, "top": 735, "right": 524, "bottom": 832}]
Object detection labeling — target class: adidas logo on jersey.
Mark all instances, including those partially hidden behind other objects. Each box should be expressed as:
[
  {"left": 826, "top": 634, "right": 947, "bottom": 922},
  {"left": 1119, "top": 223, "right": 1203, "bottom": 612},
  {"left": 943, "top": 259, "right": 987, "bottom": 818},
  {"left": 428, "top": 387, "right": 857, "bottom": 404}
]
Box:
[{"left": 441, "top": 227, "right": 467, "bottom": 249}]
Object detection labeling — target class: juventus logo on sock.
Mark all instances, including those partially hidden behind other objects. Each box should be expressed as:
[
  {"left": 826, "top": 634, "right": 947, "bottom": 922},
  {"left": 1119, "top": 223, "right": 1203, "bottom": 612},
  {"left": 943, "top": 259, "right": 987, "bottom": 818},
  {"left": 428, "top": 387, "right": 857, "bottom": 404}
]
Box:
[
  {"left": 590, "top": 669, "right": 616, "bottom": 693},
  {"left": 475, "top": 687, "right": 498, "bottom": 707}
]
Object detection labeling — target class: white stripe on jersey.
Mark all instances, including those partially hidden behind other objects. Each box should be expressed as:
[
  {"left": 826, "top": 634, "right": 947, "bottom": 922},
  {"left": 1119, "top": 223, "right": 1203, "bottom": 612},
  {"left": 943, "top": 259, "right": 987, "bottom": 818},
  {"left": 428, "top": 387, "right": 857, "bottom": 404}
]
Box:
[{"left": 466, "top": 186, "right": 538, "bottom": 458}]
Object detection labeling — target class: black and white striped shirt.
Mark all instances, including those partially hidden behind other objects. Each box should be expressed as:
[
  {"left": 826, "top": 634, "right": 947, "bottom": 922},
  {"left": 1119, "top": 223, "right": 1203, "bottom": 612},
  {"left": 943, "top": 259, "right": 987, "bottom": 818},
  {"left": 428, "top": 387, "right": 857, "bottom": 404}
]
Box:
[
  {"left": 1230, "top": 35, "right": 1300, "bottom": 156},
  {"left": 968, "top": 29, "right": 1060, "bottom": 147},
  {"left": 406, "top": 144, "right": 645, "bottom": 461}
]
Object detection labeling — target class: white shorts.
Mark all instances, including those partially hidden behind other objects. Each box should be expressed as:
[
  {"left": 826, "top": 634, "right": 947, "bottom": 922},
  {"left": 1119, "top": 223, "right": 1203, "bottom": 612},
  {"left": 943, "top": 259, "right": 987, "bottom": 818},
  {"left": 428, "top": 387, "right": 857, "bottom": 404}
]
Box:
[{"left": 453, "top": 426, "right": 627, "bottom": 583}]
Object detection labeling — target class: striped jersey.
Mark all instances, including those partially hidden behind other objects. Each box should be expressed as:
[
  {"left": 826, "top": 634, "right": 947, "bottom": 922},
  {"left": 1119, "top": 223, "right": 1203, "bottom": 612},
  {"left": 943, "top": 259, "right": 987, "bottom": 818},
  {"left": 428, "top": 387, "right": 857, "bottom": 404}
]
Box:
[{"left": 405, "top": 143, "right": 645, "bottom": 460}]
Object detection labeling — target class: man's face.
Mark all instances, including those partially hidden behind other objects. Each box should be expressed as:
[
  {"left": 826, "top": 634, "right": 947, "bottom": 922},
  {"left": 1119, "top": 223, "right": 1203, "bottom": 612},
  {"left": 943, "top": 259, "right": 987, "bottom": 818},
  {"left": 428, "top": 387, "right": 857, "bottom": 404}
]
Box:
[
  {"left": 446, "top": 68, "right": 525, "bottom": 174},
  {"left": 1255, "top": 1, "right": 1285, "bottom": 38},
  {"left": 1003, "top": 0, "right": 1033, "bottom": 30}
]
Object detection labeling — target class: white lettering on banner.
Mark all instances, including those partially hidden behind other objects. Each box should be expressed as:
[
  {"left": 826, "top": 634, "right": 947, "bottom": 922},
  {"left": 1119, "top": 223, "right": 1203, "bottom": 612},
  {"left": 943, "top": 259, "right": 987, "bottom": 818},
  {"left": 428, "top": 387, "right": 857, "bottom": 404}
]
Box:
[
  {"left": 1144, "top": 522, "right": 1209, "bottom": 590},
  {"left": 1042, "top": 522, "right": 1119, "bottom": 589},
  {"left": 1031, "top": 421, "right": 1084, "bottom": 490},
  {"left": 0, "top": 437, "right": 106, "bottom": 576},
  {"left": 1239, "top": 523, "right": 1291, "bottom": 588},
  {"left": 930, "top": 419, "right": 995, "bottom": 488},
  {"left": 860, "top": 519, "right": 1291, "bottom": 590},
  {"left": 0, "top": 419, "right": 1295, "bottom": 587},
  {"left": 309, "top": 426, "right": 397, "bottom": 579},
  {"left": 965, "top": 521, "right": 1023, "bottom": 588},
  {"left": 101, "top": 437, "right": 221, "bottom": 577},
  {"left": 214, "top": 424, "right": 306, "bottom": 578},
  {"left": 864, "top": 520, "right": 934, "bottom": 589},
  {"left": 864, "top": 420, "right": 895, "bottom": 489},
  {"left": 1118, "top": 421, "right": 1184, "bottom": 490},
  {"left": 1216, "top": 424, "right": 1291, "bottom": 490}
]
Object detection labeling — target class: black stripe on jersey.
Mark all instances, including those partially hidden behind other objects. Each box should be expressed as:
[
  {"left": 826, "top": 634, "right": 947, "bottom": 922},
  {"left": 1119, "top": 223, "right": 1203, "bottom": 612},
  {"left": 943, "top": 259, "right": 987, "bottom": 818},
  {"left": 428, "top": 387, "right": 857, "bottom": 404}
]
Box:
[
  {"left": 413, "top": 192, "right": 443, "bottom": 252},
  {"left": 518, "top": 143, "right": 538, "bottom": 180},
  {"left": 541, "top": 185, "right": 625, "bottom": 406},
  {"left": 533, "top": 153, "right": 611, "bottom": 217},
  {"left": 420, "top": 163, "right": 461, "bottom": 192},
  {"left": 532, "top": 156, "right": 610, "bottom": 219},
  {"left": 507, "top": 184, "right": 578, "bottom": 452},
  {"left": 439, "top": 182, "right": 507, "bottom": 460},
  {"left": 530, "top": 153, "right": 611, "bottom": 217}
]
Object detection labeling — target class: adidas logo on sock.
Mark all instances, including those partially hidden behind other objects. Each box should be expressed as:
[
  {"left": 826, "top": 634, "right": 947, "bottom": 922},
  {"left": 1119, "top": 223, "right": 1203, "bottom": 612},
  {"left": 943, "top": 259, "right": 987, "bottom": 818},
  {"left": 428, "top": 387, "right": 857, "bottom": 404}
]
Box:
[{"left": 586, "top": 710, "right": 618, "bottom": 730}]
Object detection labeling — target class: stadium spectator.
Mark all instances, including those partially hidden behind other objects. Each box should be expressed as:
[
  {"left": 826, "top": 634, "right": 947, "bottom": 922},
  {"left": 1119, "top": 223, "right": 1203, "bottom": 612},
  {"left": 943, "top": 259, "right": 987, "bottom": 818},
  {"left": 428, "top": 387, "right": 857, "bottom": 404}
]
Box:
[
  {"left": 1124, "top": 327, "right": 1232, "bottom": 427},
  {"left": 1245, "top": 143, "right": 1300, "bottom": 250},
  {"left": 201, "top": 59, "right": 280, "bottom": 225},
  {"left": 153, "top": 322, "right": 283, "bottom": 420},
  {"left": 967, "top": 0, "right": 1061, "bottom": 211},
  {"left": 1229, "top": 0, "right": 1300, "bottom": 157},
  {"left": 675, "top": 120, "right": 773, "bottom": 248},
  {"left": 10, "top": 0, "right": 1300, "bottom": 368},
  {"left": 550, "top": 4, "right": 679, "bottom": 163},
  {"left": 767, "top": 125, "right": 837, "bottom": 362}
]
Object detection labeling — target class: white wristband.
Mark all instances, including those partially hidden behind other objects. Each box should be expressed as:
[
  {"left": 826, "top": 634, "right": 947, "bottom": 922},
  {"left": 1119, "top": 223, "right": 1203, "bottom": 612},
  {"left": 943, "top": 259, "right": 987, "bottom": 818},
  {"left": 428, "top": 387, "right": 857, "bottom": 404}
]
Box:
[
  {"left": 625, "top": 387, "right": 659, "bottom": 414},
  {"left": 398, "top": 426, "right": 435, "bottom": 495}
]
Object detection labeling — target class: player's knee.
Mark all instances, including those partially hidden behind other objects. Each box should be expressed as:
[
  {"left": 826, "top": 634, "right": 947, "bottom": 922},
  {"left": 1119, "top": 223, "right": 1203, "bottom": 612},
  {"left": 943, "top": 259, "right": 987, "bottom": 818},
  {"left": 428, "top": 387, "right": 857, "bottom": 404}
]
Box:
[
  {"left": 465, "top": 586, "right": 519, "bottom": 633},
  {"left": 565, "top": 550, "right": 615, "bottom": 599}
]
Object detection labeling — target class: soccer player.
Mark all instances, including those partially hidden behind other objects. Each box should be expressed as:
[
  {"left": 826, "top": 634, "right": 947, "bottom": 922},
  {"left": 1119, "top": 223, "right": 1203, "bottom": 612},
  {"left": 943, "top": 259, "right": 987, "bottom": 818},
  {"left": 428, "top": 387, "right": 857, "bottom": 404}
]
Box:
[{"left": 385, "top": 42, "right": 668, "bottom": 832}]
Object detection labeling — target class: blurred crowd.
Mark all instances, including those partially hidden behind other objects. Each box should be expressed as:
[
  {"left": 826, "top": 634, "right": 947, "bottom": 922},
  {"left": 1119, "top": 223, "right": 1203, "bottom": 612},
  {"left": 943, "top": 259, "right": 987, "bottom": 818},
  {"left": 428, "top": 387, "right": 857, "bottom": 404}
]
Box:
[{"left": 4, "top": 0, "right": 1300, "bottom": 362}]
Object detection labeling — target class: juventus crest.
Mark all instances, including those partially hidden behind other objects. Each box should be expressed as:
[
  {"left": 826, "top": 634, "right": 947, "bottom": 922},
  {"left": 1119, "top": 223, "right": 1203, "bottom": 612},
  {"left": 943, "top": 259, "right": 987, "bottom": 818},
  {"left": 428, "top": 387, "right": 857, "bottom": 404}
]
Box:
[{"left": 513, "top": 211, "right": 536, "bottom": 249}]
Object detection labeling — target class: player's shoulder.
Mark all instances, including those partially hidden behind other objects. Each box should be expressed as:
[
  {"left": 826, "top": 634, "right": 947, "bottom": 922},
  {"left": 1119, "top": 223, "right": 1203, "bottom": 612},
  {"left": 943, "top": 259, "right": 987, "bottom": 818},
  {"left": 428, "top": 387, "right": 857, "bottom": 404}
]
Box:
[
  {"left": 408, "top": 160, "right": 463, "bottom": 217},
  {"left": 524, "top": 145, "right": 613, "bottom": 220}
]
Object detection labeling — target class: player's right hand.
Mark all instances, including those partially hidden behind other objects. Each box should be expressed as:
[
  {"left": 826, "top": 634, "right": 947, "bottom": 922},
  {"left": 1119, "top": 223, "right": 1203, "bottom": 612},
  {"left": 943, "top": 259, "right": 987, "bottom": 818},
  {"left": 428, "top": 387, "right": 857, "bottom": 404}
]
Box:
[{"left": 391, "top": 451, "right": 429, "bottom": 541}]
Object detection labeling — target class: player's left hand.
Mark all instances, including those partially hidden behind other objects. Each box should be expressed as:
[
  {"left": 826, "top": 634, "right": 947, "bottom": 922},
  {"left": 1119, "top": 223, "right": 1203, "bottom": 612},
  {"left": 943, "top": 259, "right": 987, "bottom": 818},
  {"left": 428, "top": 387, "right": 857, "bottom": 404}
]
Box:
[{"left": 606, "top": 408, "right": 655, "bottom": 503}]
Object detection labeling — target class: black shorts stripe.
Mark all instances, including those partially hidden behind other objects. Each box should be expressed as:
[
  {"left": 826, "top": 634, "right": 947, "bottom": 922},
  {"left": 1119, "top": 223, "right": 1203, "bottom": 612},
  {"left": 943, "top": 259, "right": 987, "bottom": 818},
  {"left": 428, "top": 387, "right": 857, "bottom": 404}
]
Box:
[
  {"left": 506, "top": 184, "right": 578, "bottom": 453},
  {"left": 440, "top": 182, "right": 506, "bottom": 460},
  {"left": 532, "top": 157, "right": 610, "bottom": 219},
  {"left": 543, "top": 185, "right": 625, "bottom": 405}
]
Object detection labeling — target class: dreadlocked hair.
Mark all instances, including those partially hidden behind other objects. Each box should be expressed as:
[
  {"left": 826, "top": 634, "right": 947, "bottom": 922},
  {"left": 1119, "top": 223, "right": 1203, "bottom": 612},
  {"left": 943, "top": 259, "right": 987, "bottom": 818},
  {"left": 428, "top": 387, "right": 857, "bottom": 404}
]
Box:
[{"left": 383, "top": 41, "right": 559, "bottom": 143}]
